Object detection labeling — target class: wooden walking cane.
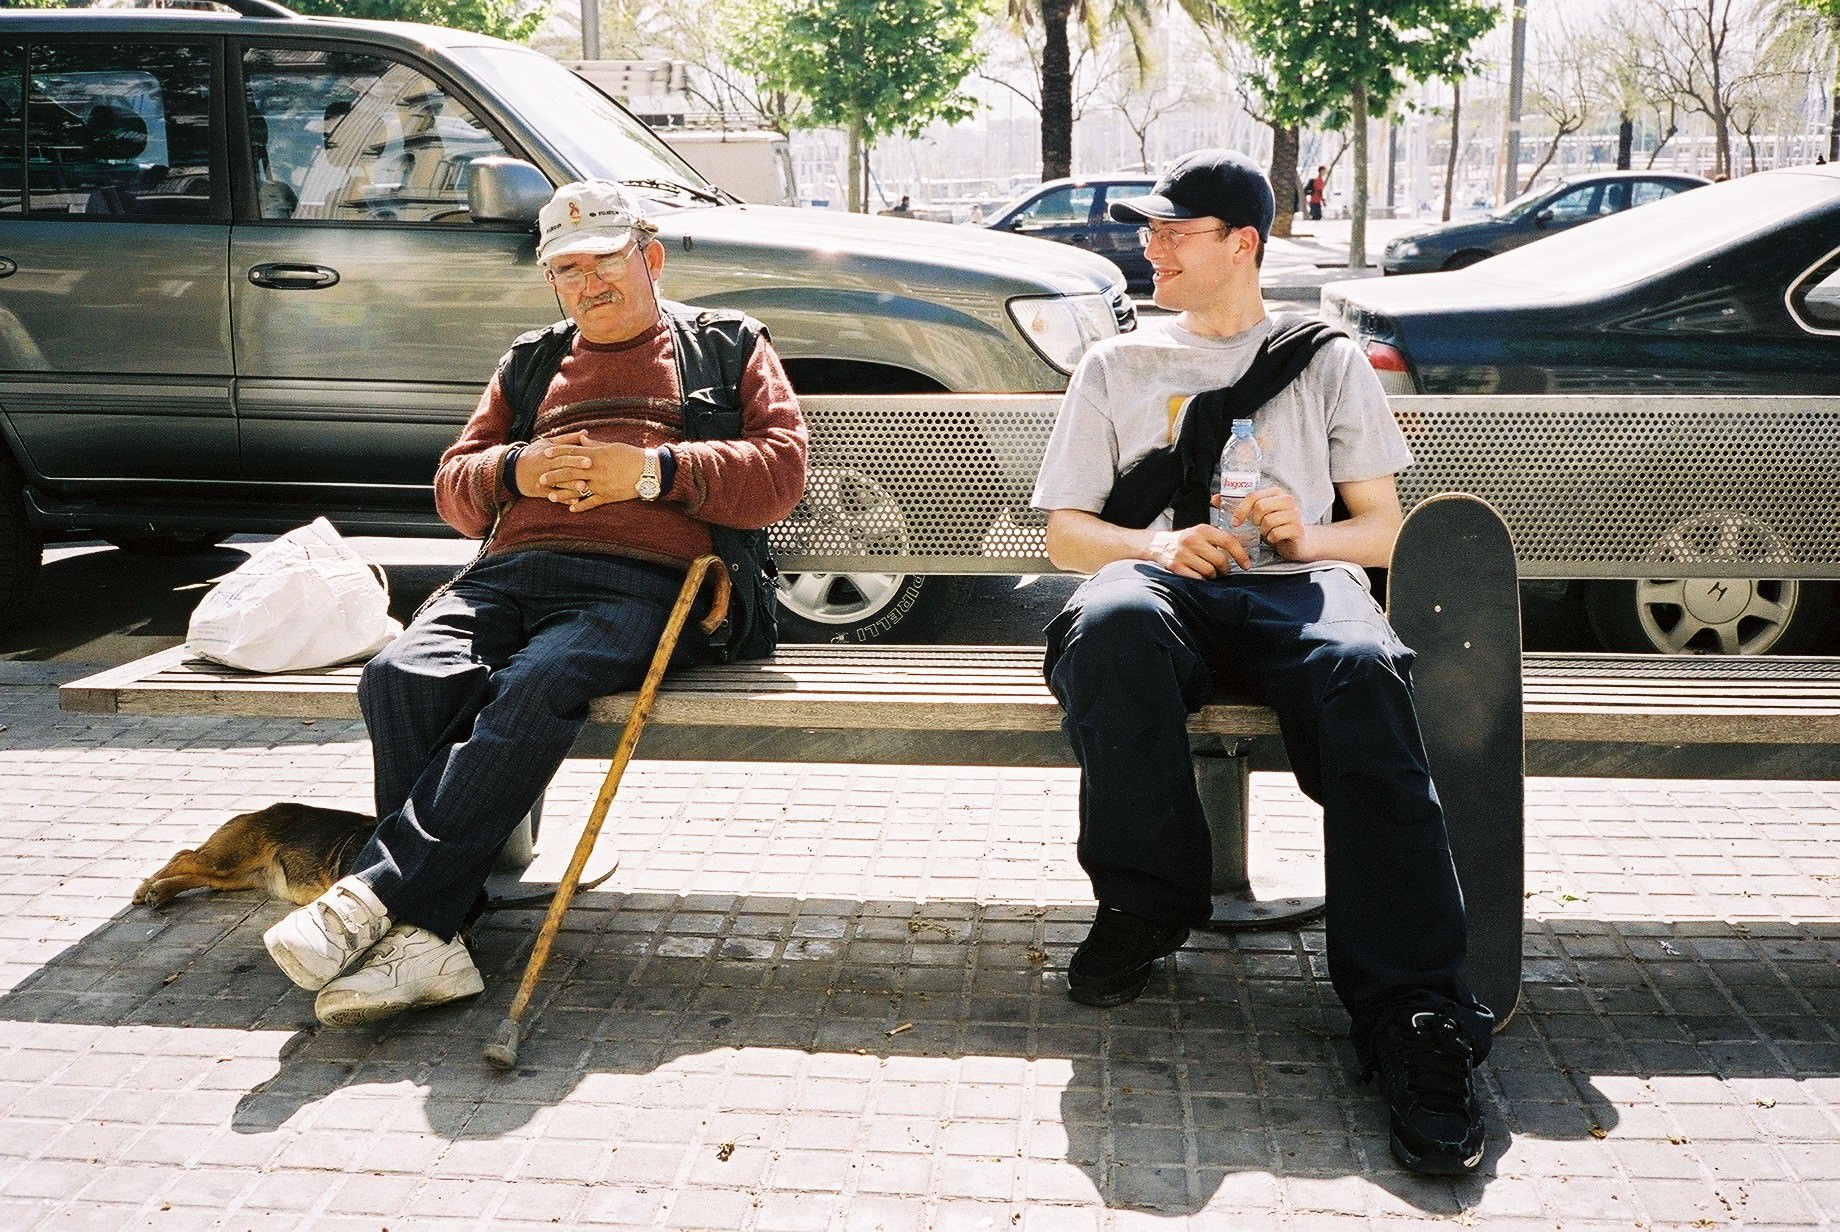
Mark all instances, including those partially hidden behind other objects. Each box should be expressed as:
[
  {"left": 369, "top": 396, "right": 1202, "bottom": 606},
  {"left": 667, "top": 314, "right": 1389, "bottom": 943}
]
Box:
[{"left": 484, "top": 554, "right": 731, "bottom": 1069}]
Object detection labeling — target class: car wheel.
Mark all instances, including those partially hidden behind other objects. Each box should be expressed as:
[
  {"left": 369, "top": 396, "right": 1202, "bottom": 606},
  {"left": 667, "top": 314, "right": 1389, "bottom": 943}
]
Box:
[
  {"left": 773, "top": 466, "right": 963, "bottom": 643},
  {"left": 1440, "top": 250, "right": 1492, "bottom": 271},
  {"left": 0, "top": 457, "right": 44, "bottom": 628},
  {"left": 1584, "top": 513, "right": 1836, "bottom": 655}
]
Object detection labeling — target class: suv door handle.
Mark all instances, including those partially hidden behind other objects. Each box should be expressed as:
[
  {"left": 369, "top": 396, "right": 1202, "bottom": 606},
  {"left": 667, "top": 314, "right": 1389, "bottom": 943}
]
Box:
[{"left": 247, "top": 263, "right": 340, "bottom": 290}]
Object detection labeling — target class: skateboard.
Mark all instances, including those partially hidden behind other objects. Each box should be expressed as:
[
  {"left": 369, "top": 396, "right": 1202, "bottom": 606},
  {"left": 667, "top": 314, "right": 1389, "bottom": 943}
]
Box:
[{"left": 1386, "top": 493, "right": 1524, "bottom": 1030}]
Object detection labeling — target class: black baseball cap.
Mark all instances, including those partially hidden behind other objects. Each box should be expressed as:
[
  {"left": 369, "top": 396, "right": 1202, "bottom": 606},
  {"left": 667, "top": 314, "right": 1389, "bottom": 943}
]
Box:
[{"left": 1108, "top": 149, "right": 1276, "bottom": 241}]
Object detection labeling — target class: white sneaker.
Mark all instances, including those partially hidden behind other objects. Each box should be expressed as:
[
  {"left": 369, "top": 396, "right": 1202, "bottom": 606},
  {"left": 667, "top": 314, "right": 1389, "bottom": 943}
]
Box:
[
  {"left": 263, "top": 875, "right": 391, "bottom": 991},
  {"left": 313, "top": 924, "right": 484, "bottom": 1028}
]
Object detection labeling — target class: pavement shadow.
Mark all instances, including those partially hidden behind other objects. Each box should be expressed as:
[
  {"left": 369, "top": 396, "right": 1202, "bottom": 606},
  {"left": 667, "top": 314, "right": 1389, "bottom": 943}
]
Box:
[
  {"left": 0, "top": 542, "right": 248, "bottom": 662},
  {"left": 7, "top": 887, "right": 1827, "bottom": 1215},
  {"left": 0, "top": 541, "right": 462, "bottom": 666}
]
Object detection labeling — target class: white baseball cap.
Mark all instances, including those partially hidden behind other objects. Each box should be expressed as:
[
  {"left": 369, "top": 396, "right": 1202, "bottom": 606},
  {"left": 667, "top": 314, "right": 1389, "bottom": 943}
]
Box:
[{"left": 536, "top": 180, "right": 655, "bottom": 265}]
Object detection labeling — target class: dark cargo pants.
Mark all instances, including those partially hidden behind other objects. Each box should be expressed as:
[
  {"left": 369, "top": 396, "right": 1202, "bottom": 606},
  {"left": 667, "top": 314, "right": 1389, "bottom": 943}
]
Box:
[{"left": 1045, "top": 560, "right": 1494, "bottom": 1059}]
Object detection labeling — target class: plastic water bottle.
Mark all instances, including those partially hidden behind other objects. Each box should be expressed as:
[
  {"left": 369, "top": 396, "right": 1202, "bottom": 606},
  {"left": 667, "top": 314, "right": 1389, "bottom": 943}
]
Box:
[{"left": 1212, "top": 418, "right": 1262, "bottom": 567}]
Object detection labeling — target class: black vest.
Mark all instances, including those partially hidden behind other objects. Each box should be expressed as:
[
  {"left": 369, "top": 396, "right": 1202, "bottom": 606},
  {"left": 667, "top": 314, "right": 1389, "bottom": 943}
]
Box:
[{"left": 496, "top": 300, "right": 779, "bottom": 663}]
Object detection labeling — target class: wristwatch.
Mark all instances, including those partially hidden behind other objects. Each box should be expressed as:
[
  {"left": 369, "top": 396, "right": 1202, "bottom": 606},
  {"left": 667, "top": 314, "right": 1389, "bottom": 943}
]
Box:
[{"left": 635, "top": 448, "right": 663, "bottom": 501}]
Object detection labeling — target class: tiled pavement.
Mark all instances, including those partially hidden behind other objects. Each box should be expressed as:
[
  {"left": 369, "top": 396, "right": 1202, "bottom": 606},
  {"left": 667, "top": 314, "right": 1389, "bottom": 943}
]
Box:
[{"left": 1, "top": 675, "right": 1837, "bottom": 1230}]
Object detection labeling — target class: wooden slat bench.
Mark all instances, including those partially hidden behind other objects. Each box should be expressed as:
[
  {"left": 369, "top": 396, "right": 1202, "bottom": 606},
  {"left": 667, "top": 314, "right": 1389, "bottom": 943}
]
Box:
[
  {"left": 60, "top": 644, "right": 1840, "bottom": 766},
  {"left": 59, "top": 645, "right": 1840, "bottom": 947}
]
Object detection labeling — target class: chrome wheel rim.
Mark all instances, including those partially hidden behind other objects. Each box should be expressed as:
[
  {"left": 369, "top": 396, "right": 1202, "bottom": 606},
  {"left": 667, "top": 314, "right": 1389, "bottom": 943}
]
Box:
[
  {"left": 1635, "top": 513, "right": 1801, "bottom": 655},
  {"left": 773, "top": 468, "right": 914, "bottom": 627}
]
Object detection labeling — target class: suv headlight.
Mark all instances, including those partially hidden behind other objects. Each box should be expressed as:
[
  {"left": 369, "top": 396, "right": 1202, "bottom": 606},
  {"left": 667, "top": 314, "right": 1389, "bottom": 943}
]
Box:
[
  {"left": 1389, "top": 239, "right": 1420, "bottom": 258},
  {"left": 1007, "top": 293, "right": 1119, "bottom": 374}
]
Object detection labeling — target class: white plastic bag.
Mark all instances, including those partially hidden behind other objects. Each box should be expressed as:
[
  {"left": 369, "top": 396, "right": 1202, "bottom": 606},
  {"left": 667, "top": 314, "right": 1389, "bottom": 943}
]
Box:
[{"left": 185, "top": 518, "right": 403, "bottom": 673}]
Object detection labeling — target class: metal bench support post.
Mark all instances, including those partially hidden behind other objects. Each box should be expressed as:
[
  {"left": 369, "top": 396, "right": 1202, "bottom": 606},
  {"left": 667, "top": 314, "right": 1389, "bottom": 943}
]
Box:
[
  {"left": 1191, "top": 736, "right": 1326, "bottom": 931},
  {"left": 492, "top": 798, "right": 542, "bottom": 873}
]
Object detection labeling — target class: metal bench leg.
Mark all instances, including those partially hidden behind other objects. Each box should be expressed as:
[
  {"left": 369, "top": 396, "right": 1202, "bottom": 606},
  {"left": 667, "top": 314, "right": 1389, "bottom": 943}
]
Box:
[
  {"left": 492, "top": 793, "right": 543, "bottom": 873},
  {"left": 1192, "top": 736, "right": 1325, "bottom": 931}
]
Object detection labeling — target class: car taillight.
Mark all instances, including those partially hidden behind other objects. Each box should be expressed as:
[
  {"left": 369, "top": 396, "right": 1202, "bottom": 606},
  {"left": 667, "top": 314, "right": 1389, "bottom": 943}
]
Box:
[{"left": 1363, "top": 340, "right": 1408, "bottom": 372}]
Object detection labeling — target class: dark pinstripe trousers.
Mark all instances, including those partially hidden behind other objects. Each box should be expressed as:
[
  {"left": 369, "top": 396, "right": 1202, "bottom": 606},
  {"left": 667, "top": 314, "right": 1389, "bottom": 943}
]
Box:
[{"left": 351, "top": 550, "right": 679, "bottom": 940}]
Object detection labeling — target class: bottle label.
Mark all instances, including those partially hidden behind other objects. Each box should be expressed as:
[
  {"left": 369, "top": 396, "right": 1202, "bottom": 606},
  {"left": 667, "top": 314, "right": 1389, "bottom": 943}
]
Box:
[{"left": 1218, "top": 470, "right": 1259, "bottom": 502}]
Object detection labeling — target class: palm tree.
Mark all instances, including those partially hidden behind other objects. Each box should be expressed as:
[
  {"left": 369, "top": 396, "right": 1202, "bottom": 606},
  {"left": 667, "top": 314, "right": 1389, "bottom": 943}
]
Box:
[{"left": 1006, "top": 0, "right": 1156, "bottom": 180}]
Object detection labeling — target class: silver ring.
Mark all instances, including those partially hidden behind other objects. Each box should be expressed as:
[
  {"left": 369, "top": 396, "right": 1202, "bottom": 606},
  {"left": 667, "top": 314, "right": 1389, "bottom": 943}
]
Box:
[{"left": 579, "top": 482, "right": 590, "bottom": 497}]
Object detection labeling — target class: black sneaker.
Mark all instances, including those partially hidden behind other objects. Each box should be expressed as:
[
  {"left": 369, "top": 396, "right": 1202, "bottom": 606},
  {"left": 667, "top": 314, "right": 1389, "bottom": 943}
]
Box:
[
  {"left": 1366, "top": 1010, "right": 1486, "bottom": 1175},
  {"left": 1066, "top": 906, "right": 1189, "bottom": 1007}
]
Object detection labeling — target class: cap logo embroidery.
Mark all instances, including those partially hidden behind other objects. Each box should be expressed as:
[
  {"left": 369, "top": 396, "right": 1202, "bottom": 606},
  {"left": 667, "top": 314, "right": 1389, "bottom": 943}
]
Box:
[{"left": 567, "top": 201, "right": 582, "bottom": 225}]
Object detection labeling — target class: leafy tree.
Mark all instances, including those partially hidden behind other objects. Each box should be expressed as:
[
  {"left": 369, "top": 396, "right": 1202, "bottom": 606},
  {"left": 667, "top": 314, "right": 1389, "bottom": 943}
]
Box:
[
  {"left": 1180, "top": 10, "right": 1303, "bottom": 237},
  {"left": 1219, "top": 0, "right": 1495, "bottom": 267},
  {"left": 289, "top": 0, "right": 546, "bottom": 42},
  {"left": 725, "top": 0, "right": 990, "bottom": 212}
]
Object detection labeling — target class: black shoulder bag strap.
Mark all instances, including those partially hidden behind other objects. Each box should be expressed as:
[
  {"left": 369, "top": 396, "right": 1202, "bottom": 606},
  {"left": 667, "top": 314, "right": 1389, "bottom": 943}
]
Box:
[
  {"left": 658, "top": 301, "right": 779, "bottom": 664},
  {"left": 504, "top": 319, "right": 578, "bottom": 444},
  {"left": 1097, "top": 313, "right": 1348, "bottom": 529}
]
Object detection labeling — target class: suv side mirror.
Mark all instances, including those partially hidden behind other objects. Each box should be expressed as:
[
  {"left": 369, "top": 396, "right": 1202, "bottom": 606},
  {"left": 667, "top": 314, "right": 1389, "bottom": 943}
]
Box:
[
  {"left": 469, "top": 158, "right": 552, "bottom": 225},
  {"left": 1534, "top": 207, "right": 1555, "bottom": 227}
]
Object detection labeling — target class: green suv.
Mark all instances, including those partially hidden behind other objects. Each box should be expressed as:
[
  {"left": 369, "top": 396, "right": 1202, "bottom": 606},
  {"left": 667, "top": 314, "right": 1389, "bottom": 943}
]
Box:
[{"left": 0, "top": 2, "right": 1131, "bottom": 642}]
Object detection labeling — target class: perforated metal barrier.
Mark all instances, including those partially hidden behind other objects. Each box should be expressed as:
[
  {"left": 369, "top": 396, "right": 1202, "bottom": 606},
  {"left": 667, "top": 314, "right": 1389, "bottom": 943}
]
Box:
[{"left": 773, "top": 394, "right": 1840, "bottom": 580}]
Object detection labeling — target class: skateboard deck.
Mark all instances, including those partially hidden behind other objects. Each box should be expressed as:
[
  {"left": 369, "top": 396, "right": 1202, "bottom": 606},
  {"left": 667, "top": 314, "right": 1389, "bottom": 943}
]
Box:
[{"left": 1386, "top": 493, "right": 1524, "bottom": 1030}]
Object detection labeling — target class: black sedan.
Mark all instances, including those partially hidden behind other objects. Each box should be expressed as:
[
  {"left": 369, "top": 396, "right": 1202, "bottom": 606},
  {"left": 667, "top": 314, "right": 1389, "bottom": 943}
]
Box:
[
  {"left": 983, "top": 175, "right": 1156, "bottom": 294},
  {"left": 1324, "top": 163, "right": 1840, "bottom": 656},
  {"left": 1381, "top": 170, "right": 1711, "bottom": 274}
]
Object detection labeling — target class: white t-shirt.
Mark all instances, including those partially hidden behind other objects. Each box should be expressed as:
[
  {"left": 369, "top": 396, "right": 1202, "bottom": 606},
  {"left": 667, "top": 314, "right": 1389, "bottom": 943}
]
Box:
[{"left": 1031, "top": 314, "right": 1412, "bottom": 580}]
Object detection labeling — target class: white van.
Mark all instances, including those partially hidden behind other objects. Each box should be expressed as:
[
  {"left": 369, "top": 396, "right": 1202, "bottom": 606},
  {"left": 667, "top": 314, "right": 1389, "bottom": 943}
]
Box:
[
  {"left": 658, "top": 129, "right": 797, "bottom": 207},
  {"left": 562, "top": 59, "right": 797, "bottom": 207}
]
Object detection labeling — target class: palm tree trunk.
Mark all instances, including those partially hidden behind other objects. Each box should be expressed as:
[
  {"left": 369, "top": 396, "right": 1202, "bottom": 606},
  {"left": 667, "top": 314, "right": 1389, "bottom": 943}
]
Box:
[
  {"left": 1269, "top": 122, "right": 1299, "bottom": 239},
  {"left": 1616, "top": 113, "right": 1633, "bottom": 169},
  {"left": 1039, "top": 0, "right": 1075, "bottom": 180},
  {"left": 1349, "top": 81, "right": 1368, "bottom": 269}
]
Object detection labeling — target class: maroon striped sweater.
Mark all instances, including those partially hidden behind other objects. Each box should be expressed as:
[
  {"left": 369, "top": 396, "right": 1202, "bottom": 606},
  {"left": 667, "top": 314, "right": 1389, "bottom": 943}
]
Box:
[{"left": 434, "top": 320, "right": 807, "bottom": 571}]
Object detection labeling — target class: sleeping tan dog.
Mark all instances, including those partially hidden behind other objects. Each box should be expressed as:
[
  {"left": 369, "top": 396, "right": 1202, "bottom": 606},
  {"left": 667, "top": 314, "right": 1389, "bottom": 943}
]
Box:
[
  {"left": 134, "top": 802, "right": 610, "bottom": 913},
  {"left": 134, "top": 802, "right": 374, "bottom": 908}
]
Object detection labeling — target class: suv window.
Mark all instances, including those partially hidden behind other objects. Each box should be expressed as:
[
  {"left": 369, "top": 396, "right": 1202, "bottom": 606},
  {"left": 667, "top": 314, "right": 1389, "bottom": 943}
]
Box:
[
  {"left": 243, "top": 46, "right": 511, "bottom": 223},
  {"left": 23, "top": 42, "right": 215, "bottom": 219}
]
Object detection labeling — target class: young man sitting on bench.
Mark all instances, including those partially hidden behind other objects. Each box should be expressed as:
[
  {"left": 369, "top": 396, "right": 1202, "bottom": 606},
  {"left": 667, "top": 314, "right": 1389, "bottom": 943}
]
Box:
[{"left": 1030, "top": 149, "right": 1496, "bottom": 1176}]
